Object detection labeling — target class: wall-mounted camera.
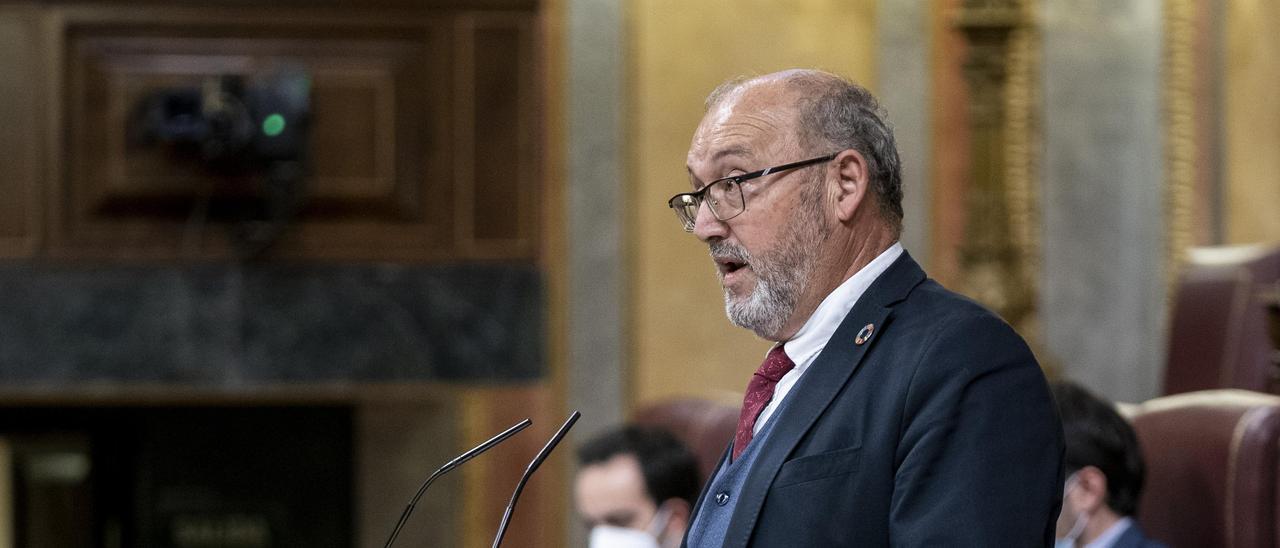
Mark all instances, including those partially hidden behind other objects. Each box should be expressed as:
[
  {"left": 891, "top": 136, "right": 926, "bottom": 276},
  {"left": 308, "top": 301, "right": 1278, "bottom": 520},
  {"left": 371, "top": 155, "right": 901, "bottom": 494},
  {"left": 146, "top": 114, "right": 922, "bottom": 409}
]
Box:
[{"left": 131, "top": 65, "right": 312, "bottom": 257}]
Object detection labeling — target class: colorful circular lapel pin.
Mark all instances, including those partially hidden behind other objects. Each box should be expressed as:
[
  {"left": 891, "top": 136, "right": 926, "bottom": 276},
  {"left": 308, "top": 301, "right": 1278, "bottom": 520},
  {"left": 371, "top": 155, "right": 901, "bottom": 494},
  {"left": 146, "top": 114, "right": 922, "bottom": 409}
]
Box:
[{"left": 855, "top": 323, "right": 875, "bottom": 345}]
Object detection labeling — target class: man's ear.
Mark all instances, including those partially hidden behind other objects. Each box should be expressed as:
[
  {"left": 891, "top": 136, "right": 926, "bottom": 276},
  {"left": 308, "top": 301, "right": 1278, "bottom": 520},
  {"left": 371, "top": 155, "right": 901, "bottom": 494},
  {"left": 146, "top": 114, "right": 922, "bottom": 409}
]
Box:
[
  {"left": 1071, "top": 465, "right": 1110, "bottom": 514},
  {"left": 670, "top": 499, "right": 691, "bottom": 524},
  {"left": 664, "top": 498, "right": 692, "bottom": 538},
  {"left": 832, "top": 149, "right": 871, "bottom": 223}
]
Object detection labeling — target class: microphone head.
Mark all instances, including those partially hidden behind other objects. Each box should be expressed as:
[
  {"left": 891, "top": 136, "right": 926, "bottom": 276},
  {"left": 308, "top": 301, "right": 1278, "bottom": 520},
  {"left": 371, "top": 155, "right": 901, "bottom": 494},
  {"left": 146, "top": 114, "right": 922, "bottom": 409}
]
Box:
[
  {"left": 384, "top": 417, "right": 532, "bottom": 548},
  {"left": 491, "top": 410, "right": 582, "bottom": 548},
  {"left": 441, "top": 418, "right": 532, "bottom": 474},
  {"left": 525, "top": 410, "right": 580, "bottom": 473}
]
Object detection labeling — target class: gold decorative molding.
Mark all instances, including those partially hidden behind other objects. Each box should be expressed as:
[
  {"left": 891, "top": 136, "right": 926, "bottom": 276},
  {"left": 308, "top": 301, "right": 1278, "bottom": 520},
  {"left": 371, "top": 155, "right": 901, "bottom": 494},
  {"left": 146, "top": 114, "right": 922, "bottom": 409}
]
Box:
[
  {"left": 1004, "top": 1, "right": 1043, "bottom": 345},
  {"left": 1163, "top": 0, "right": 1196, "bottom": 298},
  {"left": 953, "top": 0, "right": 1043, "bottom": 347}
]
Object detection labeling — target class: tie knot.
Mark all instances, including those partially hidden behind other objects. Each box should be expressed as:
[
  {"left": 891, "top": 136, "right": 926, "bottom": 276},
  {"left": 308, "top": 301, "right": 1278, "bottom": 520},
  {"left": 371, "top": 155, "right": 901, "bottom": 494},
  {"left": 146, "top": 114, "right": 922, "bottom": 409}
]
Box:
[{"left": 755, "top": 345, "right": 795, "bottom": 382}]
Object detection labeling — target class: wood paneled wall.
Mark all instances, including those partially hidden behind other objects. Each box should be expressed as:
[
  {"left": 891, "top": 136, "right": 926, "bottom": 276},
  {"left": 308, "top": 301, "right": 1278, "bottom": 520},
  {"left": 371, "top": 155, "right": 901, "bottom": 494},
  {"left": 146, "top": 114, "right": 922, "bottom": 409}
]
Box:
[{"left": 0, "top": 1, "right": 539, "bottom": 262}]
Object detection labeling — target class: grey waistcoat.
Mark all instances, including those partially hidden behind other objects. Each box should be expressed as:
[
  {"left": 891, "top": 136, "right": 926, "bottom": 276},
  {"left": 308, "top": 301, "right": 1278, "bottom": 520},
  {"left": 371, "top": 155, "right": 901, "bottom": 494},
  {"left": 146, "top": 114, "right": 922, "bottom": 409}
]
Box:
[{"left": 685, "top": 406, "right": 786, "bottom": 548}]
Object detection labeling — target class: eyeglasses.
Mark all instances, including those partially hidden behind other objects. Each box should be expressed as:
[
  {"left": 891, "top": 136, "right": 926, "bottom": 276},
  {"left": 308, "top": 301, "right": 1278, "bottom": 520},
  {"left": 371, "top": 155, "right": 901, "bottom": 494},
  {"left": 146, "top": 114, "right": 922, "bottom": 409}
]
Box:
[{"left": 667, "top": 153, "right": 836, "bottom": 232}]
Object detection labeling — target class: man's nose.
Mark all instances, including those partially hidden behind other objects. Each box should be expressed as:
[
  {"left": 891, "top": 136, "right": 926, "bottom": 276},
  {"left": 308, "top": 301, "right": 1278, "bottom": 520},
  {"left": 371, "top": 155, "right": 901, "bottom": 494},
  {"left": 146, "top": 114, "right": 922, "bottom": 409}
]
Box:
[{"left": 692, "top": 200, "right": 727, "bottom": 242}]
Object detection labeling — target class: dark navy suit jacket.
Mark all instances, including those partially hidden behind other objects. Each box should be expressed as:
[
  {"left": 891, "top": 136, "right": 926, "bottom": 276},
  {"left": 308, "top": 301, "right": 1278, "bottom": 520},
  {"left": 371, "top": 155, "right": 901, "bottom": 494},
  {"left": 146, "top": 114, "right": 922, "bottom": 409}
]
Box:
[
  {"left": 1113, "top": 523, "right": 1169, "bottom": 548},
  {"left": 685, "top": 252, "right": 1064, "bottom": 547}
]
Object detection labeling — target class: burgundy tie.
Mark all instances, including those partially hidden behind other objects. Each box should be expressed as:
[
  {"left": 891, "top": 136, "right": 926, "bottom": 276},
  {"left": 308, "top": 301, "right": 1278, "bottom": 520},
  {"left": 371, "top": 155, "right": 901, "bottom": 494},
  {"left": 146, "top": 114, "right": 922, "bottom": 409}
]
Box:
[{"left": 732, "top": 345, "right": 796, "bottom": 461}]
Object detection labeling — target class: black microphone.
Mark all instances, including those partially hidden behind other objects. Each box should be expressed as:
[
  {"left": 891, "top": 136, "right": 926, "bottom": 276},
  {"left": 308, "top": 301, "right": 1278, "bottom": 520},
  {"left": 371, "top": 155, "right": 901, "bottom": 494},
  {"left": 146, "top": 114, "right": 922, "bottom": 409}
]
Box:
[
  {"left": 491, "top": 410, "right": 581, "bottom": 548},
  {"left": 383, "top": 418, "right": 532, "bottom": 548}
]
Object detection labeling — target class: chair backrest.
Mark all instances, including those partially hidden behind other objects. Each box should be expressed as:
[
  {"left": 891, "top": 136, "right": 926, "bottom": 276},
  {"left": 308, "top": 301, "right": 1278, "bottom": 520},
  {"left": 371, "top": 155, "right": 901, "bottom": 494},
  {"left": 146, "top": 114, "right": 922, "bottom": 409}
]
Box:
[
  {"left": 1165, "top": 244, "right": 1280, "bottom": 395},
  {"left": 633, "top": 398, "right": 737, "bottom": 485},
  {"left": 1126, "top": 389, "right": 1280, "bottom": 548}
]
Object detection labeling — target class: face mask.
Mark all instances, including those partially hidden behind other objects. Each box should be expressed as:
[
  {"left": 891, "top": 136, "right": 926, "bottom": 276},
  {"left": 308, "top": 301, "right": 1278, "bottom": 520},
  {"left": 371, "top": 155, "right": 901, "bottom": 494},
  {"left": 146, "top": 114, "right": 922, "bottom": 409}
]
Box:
[
  {"left": 1054, "top": 473, "right": 1089, "bottom": 548},
  {"left": 1053, "top": 514, "right": 1088, "bottom": 548},
  {"left": 588, "top": 525, "right": 661, "bottom": 548},
  {"left": 588, "top": 504, "right": 673, "bottom": 548}
]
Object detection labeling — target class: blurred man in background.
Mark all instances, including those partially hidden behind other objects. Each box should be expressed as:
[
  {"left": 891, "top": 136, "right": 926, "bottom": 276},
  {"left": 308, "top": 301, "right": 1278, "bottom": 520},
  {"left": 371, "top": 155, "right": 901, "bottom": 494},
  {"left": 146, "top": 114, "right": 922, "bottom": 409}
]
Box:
[
  {"left": 1052, "top": 381, "right": 1169, "bottom": 548},
  {"left": 574, "top": 425, "right": 700, "bottom": 548}
]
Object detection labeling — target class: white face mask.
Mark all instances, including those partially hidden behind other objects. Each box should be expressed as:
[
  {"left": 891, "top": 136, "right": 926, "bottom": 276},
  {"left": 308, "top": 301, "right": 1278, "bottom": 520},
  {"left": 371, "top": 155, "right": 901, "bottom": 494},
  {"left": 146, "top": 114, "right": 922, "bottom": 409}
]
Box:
[
  {"left": 588, "top": 504, "right": 672, "bottom": 548},
  {"left": 588, "top": 525, "right": 661, "bottom": 548},
  {"left": 1054, "top": 472, "right": 1089, "bottom": 548}
]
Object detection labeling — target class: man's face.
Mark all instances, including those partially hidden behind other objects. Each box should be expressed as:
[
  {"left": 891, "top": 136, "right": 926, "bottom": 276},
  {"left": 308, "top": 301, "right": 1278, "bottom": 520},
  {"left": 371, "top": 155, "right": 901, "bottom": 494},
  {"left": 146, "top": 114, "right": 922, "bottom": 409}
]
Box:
[
  {"left": 686, "top": 83, "right": 830, "bottom": 340},
  {"left": 574, "top": 454, "right": 660, "bottom": 533}
]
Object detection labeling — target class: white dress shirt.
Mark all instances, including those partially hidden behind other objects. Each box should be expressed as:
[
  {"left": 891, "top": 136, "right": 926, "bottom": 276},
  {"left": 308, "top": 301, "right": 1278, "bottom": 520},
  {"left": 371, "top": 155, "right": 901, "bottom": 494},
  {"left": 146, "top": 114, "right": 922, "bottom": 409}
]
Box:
[
  {"left": 752, "top": 242, "right": 904, "bottom": 435},
  {"left": 1084, "top": 517, "right": 1134, "bottom": 548}
]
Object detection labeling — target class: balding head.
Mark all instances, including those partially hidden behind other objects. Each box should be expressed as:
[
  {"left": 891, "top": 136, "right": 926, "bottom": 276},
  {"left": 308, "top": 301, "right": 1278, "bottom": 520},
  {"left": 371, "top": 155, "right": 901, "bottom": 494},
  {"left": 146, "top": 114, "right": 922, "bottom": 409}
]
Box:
[
  {"left": 681, "top": 69, "right": 902, "bottom": 340},
  {"left": 703, "top": 70, "right": 903, "bottom": 236}
]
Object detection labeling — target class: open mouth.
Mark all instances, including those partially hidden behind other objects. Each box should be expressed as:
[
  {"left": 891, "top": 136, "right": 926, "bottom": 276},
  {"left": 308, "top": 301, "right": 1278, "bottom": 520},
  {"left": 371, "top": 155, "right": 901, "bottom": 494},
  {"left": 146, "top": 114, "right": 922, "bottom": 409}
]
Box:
[
  {"left": 710, "top": 241, "right": 751, "bottom": 280},
  {"left": 716, "top": 258, "right": 748, "bottom": 275}
]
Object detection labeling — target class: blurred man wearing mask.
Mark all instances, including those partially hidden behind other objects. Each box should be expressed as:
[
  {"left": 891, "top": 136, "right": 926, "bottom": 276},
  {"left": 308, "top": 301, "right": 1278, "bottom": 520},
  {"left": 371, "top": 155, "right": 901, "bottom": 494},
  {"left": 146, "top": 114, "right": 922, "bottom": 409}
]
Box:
[
  {"left": 574, "top": 425, "right": 700, "bottom": 548},
  {"left": 1052, "top": 382, "right": 1168, "bottom": 548}
]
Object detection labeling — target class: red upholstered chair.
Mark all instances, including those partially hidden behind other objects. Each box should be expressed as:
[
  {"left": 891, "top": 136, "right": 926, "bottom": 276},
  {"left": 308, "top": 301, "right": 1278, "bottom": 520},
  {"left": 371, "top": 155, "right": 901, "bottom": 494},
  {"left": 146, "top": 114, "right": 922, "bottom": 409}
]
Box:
[
  {"left": 1165, "top": 245, "right": 1280, "bottom": 395},
  {"left": 1124, "top": 389, "right": 1280, "bottom": 548},
  {"left": 633, "top": 398, "right": 738, "bottom": 485}
]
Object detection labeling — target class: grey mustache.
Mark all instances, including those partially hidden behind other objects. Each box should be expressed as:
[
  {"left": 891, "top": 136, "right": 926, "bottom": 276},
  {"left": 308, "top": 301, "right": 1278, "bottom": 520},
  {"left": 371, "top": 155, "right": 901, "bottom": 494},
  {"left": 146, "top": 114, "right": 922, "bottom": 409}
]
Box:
[{"left": 709, "top": 241, "right": 750, "bottom": 263}]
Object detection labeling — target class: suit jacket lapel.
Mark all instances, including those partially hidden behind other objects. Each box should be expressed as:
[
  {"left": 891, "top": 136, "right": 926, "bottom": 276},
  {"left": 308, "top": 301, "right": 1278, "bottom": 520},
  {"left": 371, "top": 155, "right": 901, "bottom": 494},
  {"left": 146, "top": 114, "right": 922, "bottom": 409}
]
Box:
[{"left": 719, "top": 252, "right": 927, "bottom": 548}]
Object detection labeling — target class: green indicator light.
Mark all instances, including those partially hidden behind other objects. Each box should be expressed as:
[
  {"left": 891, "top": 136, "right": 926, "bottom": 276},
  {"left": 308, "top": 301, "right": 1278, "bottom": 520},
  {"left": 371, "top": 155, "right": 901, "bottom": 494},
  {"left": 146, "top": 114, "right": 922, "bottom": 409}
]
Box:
[{"left": 262, "top": 114, "right": 286, "bottom": 137}]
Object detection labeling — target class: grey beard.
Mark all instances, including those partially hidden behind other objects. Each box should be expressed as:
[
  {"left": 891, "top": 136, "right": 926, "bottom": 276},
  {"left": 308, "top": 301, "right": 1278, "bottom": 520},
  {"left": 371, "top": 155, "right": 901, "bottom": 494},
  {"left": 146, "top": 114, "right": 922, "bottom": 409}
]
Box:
[
  {"left": 710, "top": 174, "right": 830, "bottom": 340},
  {"left": 711, "top": 234, "right": 815, "bottom": 340},
  {"left": 725, "top": 267, "right": 796, "bottom": 339}
]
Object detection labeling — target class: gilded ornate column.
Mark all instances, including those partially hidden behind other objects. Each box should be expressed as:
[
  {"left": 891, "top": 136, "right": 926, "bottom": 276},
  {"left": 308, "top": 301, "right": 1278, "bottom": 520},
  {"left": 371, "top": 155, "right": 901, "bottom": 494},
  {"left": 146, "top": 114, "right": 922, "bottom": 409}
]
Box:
[
  {"left": 1162, "top": 0, "right": 1196, "bottom": 295},
  {"left": 953, "top": 0, "right": 1042, "bottom": 345}
]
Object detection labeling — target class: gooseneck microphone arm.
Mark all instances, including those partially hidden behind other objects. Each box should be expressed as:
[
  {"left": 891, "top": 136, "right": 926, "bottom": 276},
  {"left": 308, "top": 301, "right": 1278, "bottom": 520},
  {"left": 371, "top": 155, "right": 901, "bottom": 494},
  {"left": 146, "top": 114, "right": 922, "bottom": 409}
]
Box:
[
  {"left": 491, "top": 410, "right": 581, "bottom": 548},
  {"left": 383, "top": 418, "right": 532, "bottom": 548}
]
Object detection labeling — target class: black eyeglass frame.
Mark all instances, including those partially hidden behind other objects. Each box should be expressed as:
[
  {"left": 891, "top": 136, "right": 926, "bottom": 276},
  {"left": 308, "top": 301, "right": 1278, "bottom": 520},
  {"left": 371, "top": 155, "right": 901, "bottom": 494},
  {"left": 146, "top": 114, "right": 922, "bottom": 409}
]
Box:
[{"left": 667, "top": 152, "right": 838, "bottom": 232}]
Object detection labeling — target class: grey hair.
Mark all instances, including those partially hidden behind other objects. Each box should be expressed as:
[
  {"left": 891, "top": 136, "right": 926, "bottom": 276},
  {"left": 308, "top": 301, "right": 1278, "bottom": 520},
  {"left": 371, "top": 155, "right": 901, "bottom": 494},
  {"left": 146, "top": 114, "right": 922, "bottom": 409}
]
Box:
[
  {"left": 789, "top": 72, "right": 903, "bottom": 235},
  {"left": 704, "top": 71, "right": 904, "bottom": 235},
  {"left": 703, "top": 76, "right": 749, "bottom": 111}
]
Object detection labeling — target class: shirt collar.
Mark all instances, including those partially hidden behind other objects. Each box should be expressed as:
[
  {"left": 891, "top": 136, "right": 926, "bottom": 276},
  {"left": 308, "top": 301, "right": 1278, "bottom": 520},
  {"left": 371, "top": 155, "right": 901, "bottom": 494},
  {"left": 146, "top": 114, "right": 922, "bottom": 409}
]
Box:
[
  {"left": 1084, "top": 517, "right": 1133, "bottom": 548},
  {"left": 781, "top": 242, "right": 904, "bottom": 368}
]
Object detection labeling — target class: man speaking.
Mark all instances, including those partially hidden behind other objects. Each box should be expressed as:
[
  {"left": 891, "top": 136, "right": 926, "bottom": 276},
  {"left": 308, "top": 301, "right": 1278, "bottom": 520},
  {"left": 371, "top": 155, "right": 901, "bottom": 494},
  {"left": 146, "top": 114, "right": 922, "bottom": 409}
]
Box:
[{"left": 669, "top": 70, "right": 1063, "bottom": 546}]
